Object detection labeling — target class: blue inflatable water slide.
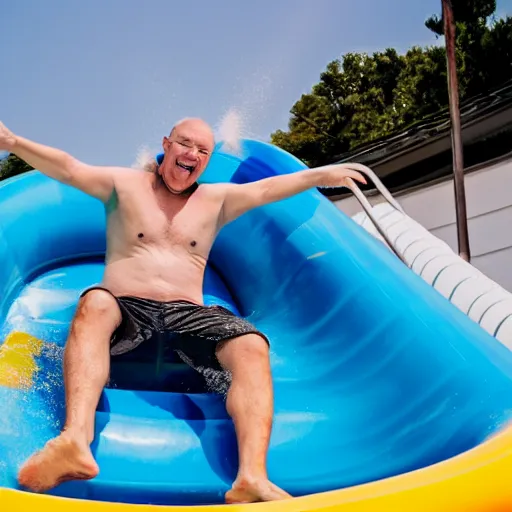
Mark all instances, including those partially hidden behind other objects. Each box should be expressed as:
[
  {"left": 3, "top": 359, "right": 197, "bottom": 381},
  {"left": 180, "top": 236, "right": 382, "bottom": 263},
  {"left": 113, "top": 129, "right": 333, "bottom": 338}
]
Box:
[{"left": 1, "top": 139, "right": 512, "bottom": 511}]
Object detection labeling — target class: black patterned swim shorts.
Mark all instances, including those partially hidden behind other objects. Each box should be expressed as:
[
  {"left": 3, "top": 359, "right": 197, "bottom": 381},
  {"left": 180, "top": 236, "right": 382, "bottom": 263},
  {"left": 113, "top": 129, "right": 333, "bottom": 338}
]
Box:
[{"left": 80, "top": 287, "right": 269, "bottom": 388}]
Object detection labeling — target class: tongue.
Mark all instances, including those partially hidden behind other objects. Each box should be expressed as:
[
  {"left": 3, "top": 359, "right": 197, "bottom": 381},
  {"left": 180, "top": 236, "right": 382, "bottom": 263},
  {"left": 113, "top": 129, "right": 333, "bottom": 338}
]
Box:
[
  {"left": 177, "top": 162, "right": 194, "bottom": 172},
  {"left": 175, "top": 166, "right": 191, "bottom": 184}
]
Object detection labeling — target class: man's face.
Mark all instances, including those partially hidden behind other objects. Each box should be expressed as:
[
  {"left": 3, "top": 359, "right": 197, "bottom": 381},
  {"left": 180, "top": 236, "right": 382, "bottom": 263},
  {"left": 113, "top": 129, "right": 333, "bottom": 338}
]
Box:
[{"left": 159, "top": 119, "right": 215, "bottom": 194}]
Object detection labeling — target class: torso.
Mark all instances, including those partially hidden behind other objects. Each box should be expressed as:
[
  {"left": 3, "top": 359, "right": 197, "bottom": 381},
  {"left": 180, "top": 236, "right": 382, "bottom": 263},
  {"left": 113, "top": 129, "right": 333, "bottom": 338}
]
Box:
[{"left": 101, "top": 170, "right": 225, "bottom": 304}]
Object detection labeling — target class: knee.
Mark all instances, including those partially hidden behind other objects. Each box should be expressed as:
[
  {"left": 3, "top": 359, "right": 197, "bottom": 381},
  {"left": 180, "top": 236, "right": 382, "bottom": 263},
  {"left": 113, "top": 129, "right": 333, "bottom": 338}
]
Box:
[
  {"left": 235, "top": 334, "right": 269, "bottom": 358},
  {"left": 245, "top": 335, "right": 269, "bottom": 358},
  {"left": 217, "top": 334, "right": 270, "bottom": 372},
  {"left": 77, "top": 289, "right": 119, "bottom": 319}
]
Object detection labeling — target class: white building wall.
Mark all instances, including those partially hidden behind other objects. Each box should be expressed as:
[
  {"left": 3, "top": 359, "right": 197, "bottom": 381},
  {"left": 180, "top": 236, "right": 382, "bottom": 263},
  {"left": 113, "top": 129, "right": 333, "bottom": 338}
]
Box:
[{"left": 334, "top": 156, "right": 512, "bottom": 291}]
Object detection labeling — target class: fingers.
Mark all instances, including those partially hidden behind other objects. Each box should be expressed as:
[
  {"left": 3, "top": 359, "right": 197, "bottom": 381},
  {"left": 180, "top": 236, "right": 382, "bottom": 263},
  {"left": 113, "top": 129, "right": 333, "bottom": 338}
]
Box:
[
  {"left": 333, "top": 164, "right": 367, "bottom": 185},
  {"left": 338, "top": 162, "right": 374, "bottom": 184},
  {"left": 348, "top": 170, "right": 367, "bottom": 185}
]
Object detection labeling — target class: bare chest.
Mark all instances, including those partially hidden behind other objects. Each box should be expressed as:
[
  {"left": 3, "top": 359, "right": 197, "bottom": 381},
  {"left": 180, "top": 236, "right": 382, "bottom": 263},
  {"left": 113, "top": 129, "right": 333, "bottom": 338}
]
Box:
[{"left": 108, "top": 181, "right": 221, "bottom": 253}]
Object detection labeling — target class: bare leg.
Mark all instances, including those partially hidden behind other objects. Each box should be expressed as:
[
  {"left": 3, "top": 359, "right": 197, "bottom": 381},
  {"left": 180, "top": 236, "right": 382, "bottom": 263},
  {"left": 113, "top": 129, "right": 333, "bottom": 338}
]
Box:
[
  {"left": 216, "top": 334, "right": 291, "bottom": 504},
  {"left": 18, "top": 289, "right": 121, "bottom": 492}
]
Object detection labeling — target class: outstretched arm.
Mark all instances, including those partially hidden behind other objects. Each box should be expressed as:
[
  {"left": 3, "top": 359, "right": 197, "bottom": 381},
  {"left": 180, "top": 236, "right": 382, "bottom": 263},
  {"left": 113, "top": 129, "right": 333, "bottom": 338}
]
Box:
[
  {"left": 220, "top": 164, "right": 366, "bottom": 224},
  {"left": 0, "top": 121, "right": 122, "bottom": 203}
]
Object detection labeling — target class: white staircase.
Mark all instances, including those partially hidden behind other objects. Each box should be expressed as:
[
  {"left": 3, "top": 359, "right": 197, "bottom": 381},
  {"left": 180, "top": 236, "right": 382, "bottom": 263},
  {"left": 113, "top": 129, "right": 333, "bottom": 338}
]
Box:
[{"left": 340, "top": 165, "right": 512, "bottom": 349}]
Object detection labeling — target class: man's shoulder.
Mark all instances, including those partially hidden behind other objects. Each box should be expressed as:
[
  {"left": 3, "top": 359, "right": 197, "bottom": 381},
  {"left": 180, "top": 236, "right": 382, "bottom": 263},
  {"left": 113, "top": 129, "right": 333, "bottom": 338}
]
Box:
[
  {"left": 111, "top": 166, "right": 150, "bottom": 185},
  {"left": 197, "top": 182, "right": 231, "bottom": 200}
]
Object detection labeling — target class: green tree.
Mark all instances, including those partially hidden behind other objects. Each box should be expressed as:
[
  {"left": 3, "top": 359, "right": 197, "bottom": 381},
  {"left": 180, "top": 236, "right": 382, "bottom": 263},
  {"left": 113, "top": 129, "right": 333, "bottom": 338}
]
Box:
[
  {"left": 425, "top": 0, "right": 496, "bottom": 35},
  {"left": 271, "top": 1, "right": 512, "bottom": 167},
  {"left": 392, "top": 45, "right": 448, "bottom": 128},
  {"left": 425, "top": 0, "right": 510, "bottom": 98},
  {"left": 271, "top": 48, "right": 441, "bottom": 166},
  {"left": 481, "top": 16, "right": 512, "bottom": 90},
  {"left": 327, "top": 50, "right": 406, "bottom": 148},
  {"left": 0, "top": 154, "right": 34, "bottom": 181}
]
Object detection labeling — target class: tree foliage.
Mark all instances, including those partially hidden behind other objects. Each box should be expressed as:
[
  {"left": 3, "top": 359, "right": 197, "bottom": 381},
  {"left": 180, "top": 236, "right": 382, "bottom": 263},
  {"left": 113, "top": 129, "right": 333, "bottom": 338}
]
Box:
[
  {"left": 425, "top": 0, "right": 496, "bottom": 35},
  {"left": 0, "top": 154, "right": 34, "bottom": 181},
  {"left": 271, "top": 1, "right": 512, "bottom": 166}
]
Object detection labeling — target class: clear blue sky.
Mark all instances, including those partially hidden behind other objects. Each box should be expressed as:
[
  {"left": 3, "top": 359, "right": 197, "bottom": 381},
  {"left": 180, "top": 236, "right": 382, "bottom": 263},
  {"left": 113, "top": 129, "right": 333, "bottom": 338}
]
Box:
[{"left": 1, "top": 0, "right": 511, "bottom": 166}]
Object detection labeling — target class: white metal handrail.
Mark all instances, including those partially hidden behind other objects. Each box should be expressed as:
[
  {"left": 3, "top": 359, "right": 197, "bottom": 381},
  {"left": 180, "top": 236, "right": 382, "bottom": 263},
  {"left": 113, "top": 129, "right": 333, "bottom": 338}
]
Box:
[{"left": 340, "top": 162, "right": 406, "bottom": 263}]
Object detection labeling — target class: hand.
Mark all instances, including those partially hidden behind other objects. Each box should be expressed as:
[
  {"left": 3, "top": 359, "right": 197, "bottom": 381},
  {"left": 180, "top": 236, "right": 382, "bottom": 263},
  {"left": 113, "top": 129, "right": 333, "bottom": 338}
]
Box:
[
  {"left": 319, "top": 163, "right": 367, "bottom": 188},
  {"left": 0, "top": 121, "right": 17, "bottom": 152}
]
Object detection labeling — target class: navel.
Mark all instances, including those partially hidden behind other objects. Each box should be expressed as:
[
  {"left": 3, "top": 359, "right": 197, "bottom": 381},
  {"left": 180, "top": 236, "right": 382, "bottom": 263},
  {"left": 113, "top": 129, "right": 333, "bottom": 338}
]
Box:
[
  {"left": 190, "top": 240, "right": 197, "bottom": 247},
  {"left": 138, "top": 233, "right": 144, "bottom": 239}
]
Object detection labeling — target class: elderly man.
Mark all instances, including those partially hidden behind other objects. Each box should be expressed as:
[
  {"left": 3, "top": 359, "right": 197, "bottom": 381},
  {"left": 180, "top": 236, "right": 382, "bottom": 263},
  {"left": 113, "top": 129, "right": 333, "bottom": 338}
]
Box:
[{"left": 0, "top": 119, "right": 365, "bottom": 503}]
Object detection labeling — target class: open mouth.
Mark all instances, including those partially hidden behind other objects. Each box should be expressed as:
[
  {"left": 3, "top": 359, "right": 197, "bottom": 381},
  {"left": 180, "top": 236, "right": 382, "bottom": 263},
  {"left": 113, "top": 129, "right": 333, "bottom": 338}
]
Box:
[{"left": 176, "top": 161, "right": 196, "bottom": 173}]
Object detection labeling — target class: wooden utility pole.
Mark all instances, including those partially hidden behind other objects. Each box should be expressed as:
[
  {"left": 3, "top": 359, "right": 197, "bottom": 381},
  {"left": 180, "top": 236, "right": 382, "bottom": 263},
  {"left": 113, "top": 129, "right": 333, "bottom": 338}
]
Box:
[{"left": 442, "top": 0, "right": 471, "bottom": 262}]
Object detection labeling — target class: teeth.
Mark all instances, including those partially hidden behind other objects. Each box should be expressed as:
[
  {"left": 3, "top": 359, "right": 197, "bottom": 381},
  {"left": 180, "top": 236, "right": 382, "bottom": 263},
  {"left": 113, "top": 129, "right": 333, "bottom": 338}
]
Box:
[{"left": 177, "top": 162, "right": 195, "bottom": 172}]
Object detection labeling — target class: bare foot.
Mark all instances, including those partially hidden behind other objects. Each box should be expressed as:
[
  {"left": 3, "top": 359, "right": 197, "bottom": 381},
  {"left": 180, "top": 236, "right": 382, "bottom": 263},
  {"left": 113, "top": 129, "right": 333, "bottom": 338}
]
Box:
[
  {"left": 225, "top": 476, "right": 292, "bottom": 504},
  {"left": 18, "top": 432, "right": 99, "bottom": 492}
]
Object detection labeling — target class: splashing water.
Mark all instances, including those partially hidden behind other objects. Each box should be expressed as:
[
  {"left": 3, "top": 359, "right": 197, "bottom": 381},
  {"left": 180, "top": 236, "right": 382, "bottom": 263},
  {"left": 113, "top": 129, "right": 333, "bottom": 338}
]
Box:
[
  {"left": 132, "top": 145, "right": 157, "bottom": 172},
  {"left": 132, "top": 108, "right": 248, "bottom": 166},
  {"left": 215, "top": 108, "right": 246, "bottom": 157}
]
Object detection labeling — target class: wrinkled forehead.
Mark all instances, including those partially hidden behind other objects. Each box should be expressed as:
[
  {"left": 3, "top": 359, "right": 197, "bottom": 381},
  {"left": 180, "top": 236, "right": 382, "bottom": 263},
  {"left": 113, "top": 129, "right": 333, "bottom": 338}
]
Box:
[{"left": 172, "top": 123, "right": 215, "bottom": 149}]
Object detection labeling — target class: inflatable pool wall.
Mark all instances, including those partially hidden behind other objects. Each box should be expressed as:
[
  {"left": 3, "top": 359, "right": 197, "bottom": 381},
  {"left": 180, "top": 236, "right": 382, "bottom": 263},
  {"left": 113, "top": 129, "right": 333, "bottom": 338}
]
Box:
[{"left": 1, "top": 139, "right": 512, "bottom": 510}]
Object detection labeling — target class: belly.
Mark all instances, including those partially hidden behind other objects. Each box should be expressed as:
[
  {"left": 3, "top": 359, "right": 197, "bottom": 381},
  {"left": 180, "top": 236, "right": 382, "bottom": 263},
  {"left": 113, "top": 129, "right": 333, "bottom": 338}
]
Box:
[{"left": 101, "top": 248, "right": 206, "bottom": 303}]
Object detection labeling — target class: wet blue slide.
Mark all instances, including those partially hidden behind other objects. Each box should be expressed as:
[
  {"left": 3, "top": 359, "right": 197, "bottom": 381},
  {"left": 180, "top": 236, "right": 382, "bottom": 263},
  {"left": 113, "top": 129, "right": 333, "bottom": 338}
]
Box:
[{"left": 1, "top": 139, "right": 512, "bottom": 506}]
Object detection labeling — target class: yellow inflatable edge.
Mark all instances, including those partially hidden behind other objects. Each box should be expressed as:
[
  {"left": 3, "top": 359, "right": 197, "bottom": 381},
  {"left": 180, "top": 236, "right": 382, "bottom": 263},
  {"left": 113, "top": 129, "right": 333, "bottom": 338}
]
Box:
[
  {"left": 0, "top": 331, "right": 43, "bottom": 389},
  {"left": 1, "top": 422, "right": 512, "bottom": 511},
  {"left": 1, "top": 331, "right": 510, "bottom": 510}
]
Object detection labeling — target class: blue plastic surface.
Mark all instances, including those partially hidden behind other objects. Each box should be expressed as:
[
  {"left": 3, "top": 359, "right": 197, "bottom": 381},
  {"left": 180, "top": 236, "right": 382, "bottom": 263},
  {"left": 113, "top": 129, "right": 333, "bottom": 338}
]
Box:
[{"left": 2, "top": 139, "right": 512, "bottom": 505}]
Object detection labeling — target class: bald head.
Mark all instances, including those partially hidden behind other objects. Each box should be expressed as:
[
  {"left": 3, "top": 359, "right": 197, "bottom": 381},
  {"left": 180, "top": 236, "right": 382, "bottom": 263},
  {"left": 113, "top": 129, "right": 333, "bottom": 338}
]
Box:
[
  {"left": 158, "top": 117, "right": 215, "bottom": 194},
  {"left": 170, "top": 118, "right": 215, "bottom": 150}
]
